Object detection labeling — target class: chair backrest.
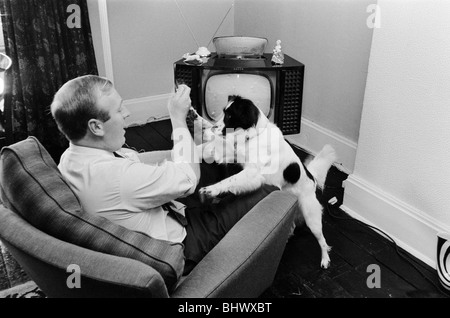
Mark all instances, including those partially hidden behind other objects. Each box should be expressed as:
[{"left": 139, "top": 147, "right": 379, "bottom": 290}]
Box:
[
  {"left": 0, "top": 205, "right": 169, "bottom": 298},
  {"left": 0, "top": 136, "right": 185, "bottom": 293}
]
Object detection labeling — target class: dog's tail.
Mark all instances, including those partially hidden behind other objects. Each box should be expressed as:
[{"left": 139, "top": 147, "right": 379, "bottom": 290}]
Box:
[{"left": 306, "top": 145, "right": 337, "bottom": 189}]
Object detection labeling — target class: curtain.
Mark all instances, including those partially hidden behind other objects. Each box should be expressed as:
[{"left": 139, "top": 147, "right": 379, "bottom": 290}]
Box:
[{"left": 0, "top": 0, "right": 98, "bottom": 161}]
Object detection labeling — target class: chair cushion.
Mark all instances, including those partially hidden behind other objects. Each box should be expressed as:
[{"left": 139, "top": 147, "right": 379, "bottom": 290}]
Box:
[{"left": 0, "top": 136, "right": 184, "bottom": 290}]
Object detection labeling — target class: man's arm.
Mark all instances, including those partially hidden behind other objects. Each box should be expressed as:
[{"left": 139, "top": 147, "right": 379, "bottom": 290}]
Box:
[
  {"left": 168, "top": 84, "right": 201, "bottom": 182},
  {"left": 137, "top": 150, "right": 172, "bottom": 165}
]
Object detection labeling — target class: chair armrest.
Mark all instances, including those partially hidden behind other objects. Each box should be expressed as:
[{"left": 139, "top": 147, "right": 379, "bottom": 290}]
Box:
[
  {"left": 0, "top": 205, "right": 169, "bottom": 298},
  {"left": 171, "top": 190, "right": 298, "bottom": 298}
]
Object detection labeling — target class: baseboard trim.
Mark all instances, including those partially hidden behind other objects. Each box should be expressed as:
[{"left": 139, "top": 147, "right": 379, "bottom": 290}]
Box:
[
  {"left": 123, "top": 94, "right": 171, "bottom": 128},
  {"left": 341, "top": 174, "right": 450, "bottom": 269},
  {"left": 284, "top": 118, "right": 357, "bottom": 174}
]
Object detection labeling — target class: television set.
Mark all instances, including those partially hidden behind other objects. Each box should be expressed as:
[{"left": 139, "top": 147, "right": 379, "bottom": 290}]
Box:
[{"left": 173, "top": 39, "right": 305, "bottom": 135}]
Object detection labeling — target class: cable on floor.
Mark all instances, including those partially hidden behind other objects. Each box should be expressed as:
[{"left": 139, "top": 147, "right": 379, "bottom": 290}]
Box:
[{"left": 323, "top": 189, "right": 450, "bottom": 297}]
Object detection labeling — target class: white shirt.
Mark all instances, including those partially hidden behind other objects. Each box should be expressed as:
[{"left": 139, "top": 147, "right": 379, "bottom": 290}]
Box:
[{"left": 58, "top": 143, "right": 197, "bottom": 242}]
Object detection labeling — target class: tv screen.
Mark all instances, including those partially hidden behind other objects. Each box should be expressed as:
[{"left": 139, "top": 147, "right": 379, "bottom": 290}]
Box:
[{"left": 204, "top": 73, "right": 273, "bottom": 122}]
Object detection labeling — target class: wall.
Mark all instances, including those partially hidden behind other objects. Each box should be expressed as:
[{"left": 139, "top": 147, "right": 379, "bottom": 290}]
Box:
[
  {"left": 342, "top": 0, "right": 450, "bottom": 267},
  {"left": 87, "top": 0, "right": 234, "bottom": 126},
  {"left": 87, "top": 0, "right": 374, "bottom": 172},
  {"left": 234, "top": 0, "right": 376, "bottom": 172}
]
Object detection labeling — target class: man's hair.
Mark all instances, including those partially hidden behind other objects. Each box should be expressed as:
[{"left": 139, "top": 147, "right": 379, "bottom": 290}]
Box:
[{"left": 50, "top": 75, "right": 114, "bottom": 141}]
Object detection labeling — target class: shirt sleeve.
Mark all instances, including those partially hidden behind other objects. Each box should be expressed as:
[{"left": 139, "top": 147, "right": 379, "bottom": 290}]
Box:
[{"left": 118, "top": 159, "right": 198, "bottom": 210}]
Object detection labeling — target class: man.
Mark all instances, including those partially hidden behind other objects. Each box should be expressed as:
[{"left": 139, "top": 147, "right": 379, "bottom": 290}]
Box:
[{"left": 51, "top": 75, "right": 275, "bottom": 274}]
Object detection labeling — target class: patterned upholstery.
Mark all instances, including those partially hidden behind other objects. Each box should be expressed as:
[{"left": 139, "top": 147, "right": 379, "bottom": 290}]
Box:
[{"left": 0, "top": 137, "right": 184, "bottom": 290}]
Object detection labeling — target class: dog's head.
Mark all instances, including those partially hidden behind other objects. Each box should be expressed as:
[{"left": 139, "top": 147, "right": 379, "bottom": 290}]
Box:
[{"left": 221, "top": 95, "right": 260, "bottom": 136}]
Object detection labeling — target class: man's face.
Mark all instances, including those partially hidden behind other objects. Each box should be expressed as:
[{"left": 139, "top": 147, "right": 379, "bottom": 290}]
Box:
[{"left": 96, "top": 87, "right": 130, "bottom": 152}]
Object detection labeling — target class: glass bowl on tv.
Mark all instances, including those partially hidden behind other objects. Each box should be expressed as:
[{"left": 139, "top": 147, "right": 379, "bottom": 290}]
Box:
[{"left": 213, "top": 36, "right": 268, "bottom": 59}]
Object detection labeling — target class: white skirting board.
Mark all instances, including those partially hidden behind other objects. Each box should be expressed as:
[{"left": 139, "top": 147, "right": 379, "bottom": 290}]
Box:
[
  {"left": 284, "top": 117, "right": 357, "bottom": 174},
  {"left": 341, "top": 174, "right": 450, "bottom": 269},
  {"left": 123, "top": 94, "right": 171, "bottom": 128}
]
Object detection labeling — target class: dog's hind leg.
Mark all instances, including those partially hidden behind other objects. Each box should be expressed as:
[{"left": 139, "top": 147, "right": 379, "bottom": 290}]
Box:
[{"left": 300, "top": 195, "right": 331, "bottom": 269}]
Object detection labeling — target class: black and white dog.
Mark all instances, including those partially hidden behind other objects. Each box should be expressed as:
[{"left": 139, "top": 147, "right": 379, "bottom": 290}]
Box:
[{"left": 189, "top": 95, "right": 337, "bottom": 268}]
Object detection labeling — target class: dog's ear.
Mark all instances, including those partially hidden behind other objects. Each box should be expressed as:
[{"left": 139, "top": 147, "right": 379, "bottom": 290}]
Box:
[{"left": 227, "top": 95, "right": 241, "bottom": 103}]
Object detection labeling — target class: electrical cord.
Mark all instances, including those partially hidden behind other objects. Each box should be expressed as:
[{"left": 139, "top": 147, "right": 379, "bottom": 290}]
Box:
[{"left": 323, "top": 187, "right": 450, "bottom": 297}]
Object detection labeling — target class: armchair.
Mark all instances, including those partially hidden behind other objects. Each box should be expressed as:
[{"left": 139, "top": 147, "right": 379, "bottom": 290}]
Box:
[{"left": 0, "top": 137, "right": 298, "bottom": 298}]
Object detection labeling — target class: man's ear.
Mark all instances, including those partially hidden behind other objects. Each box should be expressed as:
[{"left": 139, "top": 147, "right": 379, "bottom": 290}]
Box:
[{"left": 87, "top": 119, "right": 105, "bottom": 136}]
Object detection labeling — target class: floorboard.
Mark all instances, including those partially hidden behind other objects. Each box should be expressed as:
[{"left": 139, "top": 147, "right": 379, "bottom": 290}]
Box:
[{"left": 124, "top": 123, "right": 173, "bottom": 152}]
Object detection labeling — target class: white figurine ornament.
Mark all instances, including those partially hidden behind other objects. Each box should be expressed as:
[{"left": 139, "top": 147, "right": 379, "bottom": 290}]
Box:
[{"left": 271, "top": 40, "right": 284, "bottom": 65}]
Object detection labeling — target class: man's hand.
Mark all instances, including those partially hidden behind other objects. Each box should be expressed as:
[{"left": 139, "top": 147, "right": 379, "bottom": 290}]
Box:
[
  {"left": 168, "top": 84, "right": 191, "bottom": 122},
  {"left": 168, "top": 84, "right": 201, "bottom": 183}
]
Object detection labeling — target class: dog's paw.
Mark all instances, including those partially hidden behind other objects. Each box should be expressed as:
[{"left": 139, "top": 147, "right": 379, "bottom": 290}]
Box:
[
  {"left": 320, "top": 254, "right": 331, "bottom": 269},
  {"left": 198, "top": 185, "right": 221, "bottom": 203}
]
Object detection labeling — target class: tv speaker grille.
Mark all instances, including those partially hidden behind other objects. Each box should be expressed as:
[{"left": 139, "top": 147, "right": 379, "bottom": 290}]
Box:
[
  {"left": 279, "top": 69, "right": 303, "bottom": 135},
  {"left": 174, "top": 67, "right": 194, "bottom": 88}
]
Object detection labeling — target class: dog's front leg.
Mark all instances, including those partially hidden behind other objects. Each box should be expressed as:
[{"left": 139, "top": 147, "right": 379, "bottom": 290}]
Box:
[{"left": 199, "top": 166, "right": 265, "bottom": 201}]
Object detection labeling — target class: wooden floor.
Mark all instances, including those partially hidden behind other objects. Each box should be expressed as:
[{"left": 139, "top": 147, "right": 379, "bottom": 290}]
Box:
[
  {"left": 124, "top": 119, "right": 449, "bottom": 299},
  {"left": 262, "top": 164, "right": 448, "bottom": 298}
]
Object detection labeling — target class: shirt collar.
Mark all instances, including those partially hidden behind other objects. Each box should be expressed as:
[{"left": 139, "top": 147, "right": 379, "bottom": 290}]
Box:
[{"left": 68, "top": 143, "right": 115, "bottom": 158}]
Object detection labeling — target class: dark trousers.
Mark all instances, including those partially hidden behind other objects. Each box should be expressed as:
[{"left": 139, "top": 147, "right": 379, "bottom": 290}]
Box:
[{"left": 178, "top": 162, "right": 278, "bottom": 275}]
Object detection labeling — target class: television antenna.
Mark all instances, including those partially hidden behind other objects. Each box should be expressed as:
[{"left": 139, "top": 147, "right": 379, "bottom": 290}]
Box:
[{"left": 174, "top": 0, "right": 234, "bottom": 57}]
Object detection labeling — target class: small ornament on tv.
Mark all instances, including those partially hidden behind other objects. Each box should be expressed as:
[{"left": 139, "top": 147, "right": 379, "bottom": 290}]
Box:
[{"left": 271, "top": 40, "right": 285, "bottom": 65}]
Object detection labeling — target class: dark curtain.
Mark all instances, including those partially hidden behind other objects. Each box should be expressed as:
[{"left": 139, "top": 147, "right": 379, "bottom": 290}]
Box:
[{"left": 0, "top": 0, "right": 98, "bottom": 161}]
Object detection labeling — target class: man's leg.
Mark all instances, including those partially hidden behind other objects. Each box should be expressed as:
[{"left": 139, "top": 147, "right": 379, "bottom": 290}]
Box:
[{"left": 181, "top": 163, "right": 278, "bottom": 275}]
